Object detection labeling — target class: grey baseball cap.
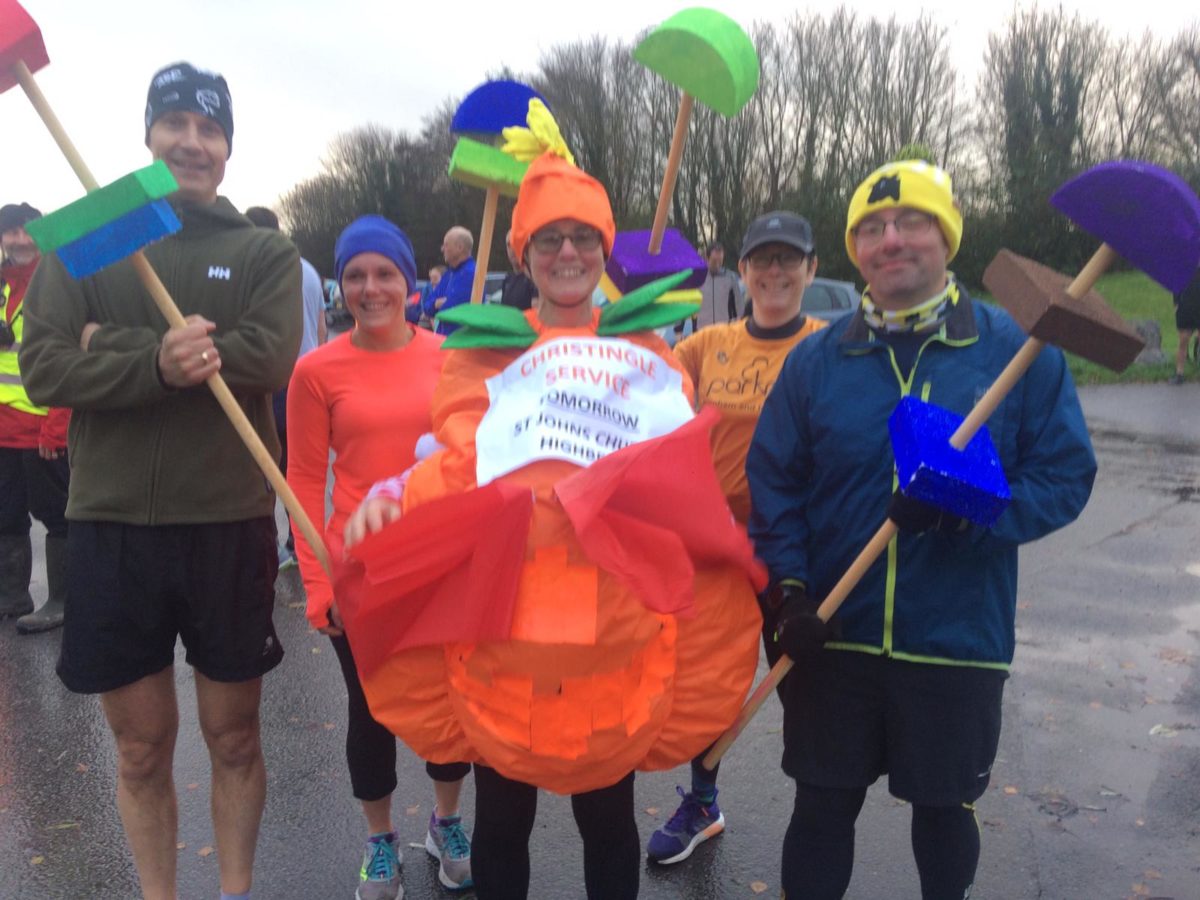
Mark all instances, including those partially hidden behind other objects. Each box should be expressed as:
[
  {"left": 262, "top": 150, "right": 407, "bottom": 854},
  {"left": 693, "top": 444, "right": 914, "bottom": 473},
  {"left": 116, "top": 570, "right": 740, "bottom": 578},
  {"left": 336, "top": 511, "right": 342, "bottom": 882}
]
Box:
[{"left": 739, "top": 211, "right": 815, "bottom": 259}]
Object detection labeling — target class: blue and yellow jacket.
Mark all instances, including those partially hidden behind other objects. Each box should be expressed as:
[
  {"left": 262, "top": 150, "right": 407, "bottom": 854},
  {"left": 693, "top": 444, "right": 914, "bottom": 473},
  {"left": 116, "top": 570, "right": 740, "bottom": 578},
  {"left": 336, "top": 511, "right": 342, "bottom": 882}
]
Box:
[{"left": 747, "top": 290, "right": 1096, "bottom": 669}]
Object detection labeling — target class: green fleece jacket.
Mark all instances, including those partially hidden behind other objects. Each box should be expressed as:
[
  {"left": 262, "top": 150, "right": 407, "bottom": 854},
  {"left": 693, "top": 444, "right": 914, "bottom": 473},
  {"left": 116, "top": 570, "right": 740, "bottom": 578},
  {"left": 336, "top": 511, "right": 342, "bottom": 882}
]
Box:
[{"left": 19, "top": 196, "right": 302, "bottom": 524}]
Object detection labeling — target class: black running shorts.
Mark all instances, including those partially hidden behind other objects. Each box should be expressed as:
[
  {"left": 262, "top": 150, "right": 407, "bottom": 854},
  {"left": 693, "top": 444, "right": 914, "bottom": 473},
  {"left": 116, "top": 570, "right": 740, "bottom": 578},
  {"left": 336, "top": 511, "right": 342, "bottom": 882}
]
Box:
[
  {"left": 57, "top": 518, "right": 283, "bottom": 694},
  {"left": 781, "top": 649, "right": 1006, "bottom": 806}
]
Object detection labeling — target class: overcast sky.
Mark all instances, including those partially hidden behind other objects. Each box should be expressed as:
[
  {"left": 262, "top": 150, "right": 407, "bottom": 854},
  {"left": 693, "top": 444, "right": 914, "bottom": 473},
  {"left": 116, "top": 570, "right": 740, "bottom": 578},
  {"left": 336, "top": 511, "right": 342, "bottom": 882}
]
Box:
[{"left": 6, "top": 0, "right": 1196, "bottom": 215}]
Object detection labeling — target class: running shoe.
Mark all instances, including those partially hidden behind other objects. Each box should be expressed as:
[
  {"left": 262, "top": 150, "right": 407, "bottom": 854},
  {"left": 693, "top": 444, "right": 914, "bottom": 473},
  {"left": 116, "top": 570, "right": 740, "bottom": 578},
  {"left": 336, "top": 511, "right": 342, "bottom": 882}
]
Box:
[
  {"left": 646, "top": 785, "right": 726, "bottom": 864},
  {"left": 424, "top": 811, "right": 473, "bottom": 889},
  {"left": 357, "top": 831, "right": 402, "bottom": 900}
]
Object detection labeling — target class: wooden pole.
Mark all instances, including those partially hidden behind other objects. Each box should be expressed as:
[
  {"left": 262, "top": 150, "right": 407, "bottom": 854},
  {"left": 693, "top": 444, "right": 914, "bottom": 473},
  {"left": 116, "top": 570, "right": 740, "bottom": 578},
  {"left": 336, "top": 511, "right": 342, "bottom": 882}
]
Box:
[
  {"left": 15, "top": 61, "right": 98, "bottom": 190},
  {"left": 13, "top": 60, "right": 332, "bottom": 575},
  {"left": 470, "top": 186, "right": 500, "bottom": 304},
  {"left": 647, "top": 92, "right": 694, "bottom": 255},
  {"left": 950, "top": 243, "right": 1115, "bottom": 451},
  {"left": 704, "top": 242, "right": 1124, "bottom": 770},
  {"left": 702, "top": 520, "right": 897, "bottom": 770}
]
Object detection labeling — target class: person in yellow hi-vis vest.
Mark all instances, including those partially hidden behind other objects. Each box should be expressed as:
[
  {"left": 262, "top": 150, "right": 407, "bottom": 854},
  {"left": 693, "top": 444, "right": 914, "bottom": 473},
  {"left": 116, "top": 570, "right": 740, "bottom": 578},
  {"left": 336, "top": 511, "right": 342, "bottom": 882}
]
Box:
[{"left": 0, "top": 202, "right": 70, "bottom": 634}]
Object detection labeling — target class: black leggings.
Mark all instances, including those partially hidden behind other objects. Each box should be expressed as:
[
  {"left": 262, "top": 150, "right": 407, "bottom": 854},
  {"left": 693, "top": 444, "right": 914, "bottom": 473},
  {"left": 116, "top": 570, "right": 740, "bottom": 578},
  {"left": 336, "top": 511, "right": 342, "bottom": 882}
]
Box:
[
  {"left": 0, "top": 447, "right": 69, "bottom": 538},
  {"left": 471, "top": 764, "right": 639, "bottom": 900},
  {"left": 330, "top": 634, "right": 469, "bottom": 800},
  {"left": 781, "top": 782, "right": 980, "bottom": 899}
]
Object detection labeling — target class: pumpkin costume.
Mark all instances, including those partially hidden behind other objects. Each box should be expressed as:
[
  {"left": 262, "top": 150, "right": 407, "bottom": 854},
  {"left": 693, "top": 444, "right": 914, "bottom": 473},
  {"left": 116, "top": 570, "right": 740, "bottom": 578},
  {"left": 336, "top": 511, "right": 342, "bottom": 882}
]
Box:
[{"left": 337, "top": 153, "right": 764, "bottom": 796}]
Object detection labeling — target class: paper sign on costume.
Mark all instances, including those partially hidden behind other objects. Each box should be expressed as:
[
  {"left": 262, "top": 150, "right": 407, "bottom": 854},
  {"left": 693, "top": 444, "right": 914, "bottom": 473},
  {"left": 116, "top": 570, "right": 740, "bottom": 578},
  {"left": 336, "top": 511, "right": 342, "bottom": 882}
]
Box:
[{"left": 475, "top": 336, "right": 694, "bottom": 485}]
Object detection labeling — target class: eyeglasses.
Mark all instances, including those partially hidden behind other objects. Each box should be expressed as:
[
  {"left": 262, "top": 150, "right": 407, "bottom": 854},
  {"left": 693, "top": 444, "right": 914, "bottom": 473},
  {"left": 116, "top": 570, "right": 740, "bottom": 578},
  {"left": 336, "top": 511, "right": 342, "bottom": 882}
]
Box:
[
  {"left": 747, "top": 249, "right": 809, "bottom": 271},
  {"left": 853, "top": 210, "right": 935, "bottom": 246},
  {"left": 530, "top": 227, "right": 603, "bottom": 254}
]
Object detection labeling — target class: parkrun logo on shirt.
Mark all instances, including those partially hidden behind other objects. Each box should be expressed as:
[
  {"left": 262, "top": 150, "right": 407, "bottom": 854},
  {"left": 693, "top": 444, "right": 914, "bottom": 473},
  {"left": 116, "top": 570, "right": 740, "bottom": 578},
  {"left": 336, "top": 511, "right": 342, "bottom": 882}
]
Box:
[
  {"left": 704, "top": 354, "right": 775, "bottom": 404},
  {"left": 208, "top": 266, "right": 231, "bottom": 280}
]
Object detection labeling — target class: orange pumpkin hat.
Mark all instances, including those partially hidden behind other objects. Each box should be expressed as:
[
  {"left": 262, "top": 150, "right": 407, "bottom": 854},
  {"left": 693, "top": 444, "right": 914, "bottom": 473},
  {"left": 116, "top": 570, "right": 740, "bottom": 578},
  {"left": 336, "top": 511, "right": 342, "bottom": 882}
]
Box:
[{"left": 509, "top": 152, "right": 617, "bottom": 262}]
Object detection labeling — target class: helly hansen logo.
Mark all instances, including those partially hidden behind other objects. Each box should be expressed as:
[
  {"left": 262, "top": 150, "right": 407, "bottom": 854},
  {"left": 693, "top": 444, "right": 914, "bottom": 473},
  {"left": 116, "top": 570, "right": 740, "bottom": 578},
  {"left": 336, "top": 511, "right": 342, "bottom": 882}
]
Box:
[{"left": 208, "top": 266, "right": 231, "bottom": 280}]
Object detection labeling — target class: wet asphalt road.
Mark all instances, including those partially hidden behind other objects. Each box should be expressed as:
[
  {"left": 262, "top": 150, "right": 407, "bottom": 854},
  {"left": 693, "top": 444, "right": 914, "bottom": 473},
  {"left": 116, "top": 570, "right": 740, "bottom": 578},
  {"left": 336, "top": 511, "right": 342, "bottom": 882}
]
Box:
[{"left": 2, "top": 383, "right": 1199, "bottom": 900}]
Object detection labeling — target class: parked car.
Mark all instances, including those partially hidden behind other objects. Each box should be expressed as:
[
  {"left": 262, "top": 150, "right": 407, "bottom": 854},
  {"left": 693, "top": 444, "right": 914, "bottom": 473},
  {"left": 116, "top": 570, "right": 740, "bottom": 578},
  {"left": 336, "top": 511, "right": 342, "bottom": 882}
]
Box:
[
  {"left": 482, "top": 272, "right": 507, "bottom": 303},
  {"left": 802, "top": 276, "right": 858, "bottom": 322},
  {"left": 734, "top": 276, "right": 858, "bottom": 326},
  {"left": 323, "top": 278, "right": 352, "bottom": 328}
]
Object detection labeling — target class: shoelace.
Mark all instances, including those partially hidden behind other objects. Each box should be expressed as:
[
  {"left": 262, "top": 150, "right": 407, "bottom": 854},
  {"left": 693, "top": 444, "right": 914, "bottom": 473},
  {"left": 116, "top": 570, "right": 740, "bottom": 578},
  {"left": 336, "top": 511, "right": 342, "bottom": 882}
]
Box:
[
  {"left": 364, "top": 838, "right": 398, "bottom": 881},
  {"left": 664, "top": 785, "right": 706, "bottom": 831},
  {"left": 438, "top": 819, "right": 471, "bottom": 859}
]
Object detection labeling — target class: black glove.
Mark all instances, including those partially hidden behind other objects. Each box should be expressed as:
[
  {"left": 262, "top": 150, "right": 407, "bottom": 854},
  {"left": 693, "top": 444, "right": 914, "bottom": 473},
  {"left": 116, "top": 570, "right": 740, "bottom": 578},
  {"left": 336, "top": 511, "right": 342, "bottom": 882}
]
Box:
[
  {"left": 886, "top": 490, "right": 966, "bottom": 534},
  {"left": 764, "top": 583, "right": 840, "bottom": 663}
]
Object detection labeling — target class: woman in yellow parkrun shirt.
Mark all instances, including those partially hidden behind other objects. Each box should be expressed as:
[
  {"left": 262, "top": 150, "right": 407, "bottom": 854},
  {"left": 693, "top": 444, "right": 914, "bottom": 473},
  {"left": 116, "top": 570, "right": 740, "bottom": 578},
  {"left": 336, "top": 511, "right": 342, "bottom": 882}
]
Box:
[{"left": 647, "top": 211, "right": 828, "bottom": 866}]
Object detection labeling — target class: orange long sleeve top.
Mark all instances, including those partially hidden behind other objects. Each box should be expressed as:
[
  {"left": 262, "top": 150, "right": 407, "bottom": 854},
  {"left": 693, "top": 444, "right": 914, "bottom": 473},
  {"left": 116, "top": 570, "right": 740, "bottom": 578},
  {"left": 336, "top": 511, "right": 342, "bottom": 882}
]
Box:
[{"left": 286, "top": 327, "right": 445, "bottom": 628}]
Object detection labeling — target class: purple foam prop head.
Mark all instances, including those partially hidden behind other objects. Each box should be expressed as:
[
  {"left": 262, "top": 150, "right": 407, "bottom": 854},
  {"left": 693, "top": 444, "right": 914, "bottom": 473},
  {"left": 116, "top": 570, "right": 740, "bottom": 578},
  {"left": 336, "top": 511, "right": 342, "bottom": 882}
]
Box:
[
  {"left": 606, "top": 229, "right": 706, "bottom": 294},
  {"left": 889, "top": 397, "right": 1011, "bottom": 528},
  {"left": 1050, "top": 161, "right": 1200, "bottom": 294},
  {"left": 56, "top": 199, "right": 181, "bottom": 279},
  {"left": 451, "top": 80, "right": 549, "bottom": 135}
]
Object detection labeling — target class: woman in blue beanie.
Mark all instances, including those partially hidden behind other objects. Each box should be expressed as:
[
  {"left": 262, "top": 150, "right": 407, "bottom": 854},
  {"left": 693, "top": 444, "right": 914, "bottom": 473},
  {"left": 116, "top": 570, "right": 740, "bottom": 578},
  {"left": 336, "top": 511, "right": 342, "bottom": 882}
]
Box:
[{"left": 286, "top": 216, "right": 473, "bottom": 899}]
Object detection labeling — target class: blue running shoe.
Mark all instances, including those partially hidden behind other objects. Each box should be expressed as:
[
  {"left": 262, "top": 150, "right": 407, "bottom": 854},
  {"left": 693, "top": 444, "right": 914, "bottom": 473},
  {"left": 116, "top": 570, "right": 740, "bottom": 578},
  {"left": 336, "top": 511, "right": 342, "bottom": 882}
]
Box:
[
  {"left": 425, "top": 811, "right": 473, "bottom": 889},
  {"left": 357, "top": 831, "right": 402, "bottom": 900},
  {"left": 646, "top": 785, "right": 725, "bottom": 864}
]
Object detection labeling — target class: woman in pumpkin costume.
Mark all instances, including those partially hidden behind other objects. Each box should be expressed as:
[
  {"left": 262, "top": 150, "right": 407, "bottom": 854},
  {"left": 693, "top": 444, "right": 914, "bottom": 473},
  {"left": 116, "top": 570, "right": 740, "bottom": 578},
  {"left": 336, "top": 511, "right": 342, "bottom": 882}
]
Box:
[{"left": 343, "top": 146, "right": 764, "bottom": 899}]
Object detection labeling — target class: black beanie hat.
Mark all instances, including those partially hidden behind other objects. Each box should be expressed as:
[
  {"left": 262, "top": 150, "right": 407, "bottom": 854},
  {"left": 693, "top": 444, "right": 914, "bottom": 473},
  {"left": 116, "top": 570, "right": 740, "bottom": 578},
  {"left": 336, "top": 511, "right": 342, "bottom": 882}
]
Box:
[
  {"left": 144, "top": 62, "right": 234, "bottom": 157},
  {"left": 0, "top": 202, "right": 42, "bottom": 232}
]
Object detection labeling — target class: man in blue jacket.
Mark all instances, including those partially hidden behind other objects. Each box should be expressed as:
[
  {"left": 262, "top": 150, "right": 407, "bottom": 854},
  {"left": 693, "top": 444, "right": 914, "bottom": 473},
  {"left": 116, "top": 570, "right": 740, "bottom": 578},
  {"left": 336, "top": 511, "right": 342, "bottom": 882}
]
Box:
[
  {"left": 423, "top": 226, "right": 475, "bottom": 335},
  {"left": 747, "top": 159, "right": 1096, "bottom": 900}
]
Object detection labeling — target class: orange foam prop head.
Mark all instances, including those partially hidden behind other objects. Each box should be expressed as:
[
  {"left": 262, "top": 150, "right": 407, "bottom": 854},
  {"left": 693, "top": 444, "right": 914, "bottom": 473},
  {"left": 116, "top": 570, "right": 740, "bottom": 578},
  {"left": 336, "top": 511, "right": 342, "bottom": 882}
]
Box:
[{"left": 510, "top": 152, "right": 616, "bottom": 262}]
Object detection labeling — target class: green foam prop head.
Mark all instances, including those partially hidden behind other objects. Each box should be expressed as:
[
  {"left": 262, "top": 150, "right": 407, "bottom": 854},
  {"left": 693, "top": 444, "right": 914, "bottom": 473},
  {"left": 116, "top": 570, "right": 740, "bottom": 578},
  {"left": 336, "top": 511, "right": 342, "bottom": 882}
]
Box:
[
  {"left": 448, "top": 138, "right": 529, "bottom": 198},
  {"left": 633, "top": 7, "right": 759, "bottom": 117}
]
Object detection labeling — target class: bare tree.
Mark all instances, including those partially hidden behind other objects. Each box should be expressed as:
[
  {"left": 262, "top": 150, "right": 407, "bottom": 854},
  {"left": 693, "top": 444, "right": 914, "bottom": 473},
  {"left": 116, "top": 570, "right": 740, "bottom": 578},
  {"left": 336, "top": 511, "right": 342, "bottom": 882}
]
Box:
[
  {"left": 1151, "top": 28, "right": 1200, "bottom": 187},
  {"left": 1093, "top": 32, "right": 1166, "bottom": 161},
  {"left": 976, "top": 6, "right": 1106, "bottom": 269}
]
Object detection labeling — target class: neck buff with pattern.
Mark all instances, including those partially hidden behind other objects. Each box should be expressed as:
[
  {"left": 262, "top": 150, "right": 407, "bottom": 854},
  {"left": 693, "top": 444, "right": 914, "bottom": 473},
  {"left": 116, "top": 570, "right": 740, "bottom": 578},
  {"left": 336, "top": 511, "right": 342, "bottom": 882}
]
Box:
[{"left": 861, "top": 275, "right": 959, "bottom": 334}]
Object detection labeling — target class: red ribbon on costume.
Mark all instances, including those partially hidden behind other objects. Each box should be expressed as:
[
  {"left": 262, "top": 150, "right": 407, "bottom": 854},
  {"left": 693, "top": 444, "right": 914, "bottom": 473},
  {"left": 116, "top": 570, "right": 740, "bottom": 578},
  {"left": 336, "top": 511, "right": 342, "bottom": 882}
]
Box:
[
  {"left": 334, "top": 480, "right": 534, "bottom": 676},
  {"left": 556, "top": 405, "right": 767, "bottom": 615}
]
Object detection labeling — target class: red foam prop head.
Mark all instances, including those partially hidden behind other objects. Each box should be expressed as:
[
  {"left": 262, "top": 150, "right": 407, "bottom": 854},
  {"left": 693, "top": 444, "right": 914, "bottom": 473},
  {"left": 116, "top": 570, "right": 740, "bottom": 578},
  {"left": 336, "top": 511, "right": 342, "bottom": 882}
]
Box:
[{"left": 0, "top": 0, "right": 49, "bottom": 93}]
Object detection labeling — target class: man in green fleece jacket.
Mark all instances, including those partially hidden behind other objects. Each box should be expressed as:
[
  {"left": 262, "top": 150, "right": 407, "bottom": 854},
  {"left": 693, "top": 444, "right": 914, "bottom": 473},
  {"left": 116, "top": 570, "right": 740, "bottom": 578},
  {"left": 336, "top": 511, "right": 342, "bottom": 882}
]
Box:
[{"left": 19, "top": 62, "right": 301, "bottom": 900}]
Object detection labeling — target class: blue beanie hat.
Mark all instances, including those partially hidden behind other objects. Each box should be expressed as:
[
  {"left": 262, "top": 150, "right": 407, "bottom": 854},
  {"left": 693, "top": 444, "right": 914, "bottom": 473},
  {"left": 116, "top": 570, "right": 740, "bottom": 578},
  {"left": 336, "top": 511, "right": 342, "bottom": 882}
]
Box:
[{"left": 334, "top": 216, "right": 418, "bottom": 294}]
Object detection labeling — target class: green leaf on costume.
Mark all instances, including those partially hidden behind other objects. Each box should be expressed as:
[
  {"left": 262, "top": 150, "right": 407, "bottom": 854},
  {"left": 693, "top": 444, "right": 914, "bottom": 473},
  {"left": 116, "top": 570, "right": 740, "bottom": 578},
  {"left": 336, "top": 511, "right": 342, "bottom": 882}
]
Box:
[
  {"left": 438, "top": 304, "right": 539, "bottom": 349},
  {"left": 597, "top": 270, "right": 697, "bottom": 335}
]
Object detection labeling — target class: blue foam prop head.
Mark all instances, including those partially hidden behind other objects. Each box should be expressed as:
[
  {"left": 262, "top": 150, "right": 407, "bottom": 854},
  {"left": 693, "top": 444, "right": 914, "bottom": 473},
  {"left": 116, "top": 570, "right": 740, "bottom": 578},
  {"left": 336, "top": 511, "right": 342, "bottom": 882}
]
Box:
[
  {"left": 56, "top": 199, "right": 181, "bottom": 279},
  {"left": 605, "top": 229, "right": 707, "bottom": 294},
  {"left": 451, "top": 80, "right": 549, "bottom": 135},
  {"left": 888, "top": 397, "right": 1011, "bottom": 527}
]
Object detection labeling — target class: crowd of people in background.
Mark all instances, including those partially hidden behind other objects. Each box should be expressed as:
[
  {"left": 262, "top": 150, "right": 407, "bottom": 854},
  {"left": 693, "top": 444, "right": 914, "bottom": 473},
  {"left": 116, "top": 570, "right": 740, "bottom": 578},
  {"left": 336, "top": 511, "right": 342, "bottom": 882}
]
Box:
[{"left": 2, "top": 57, "right": 1099, "bottom": 900}]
